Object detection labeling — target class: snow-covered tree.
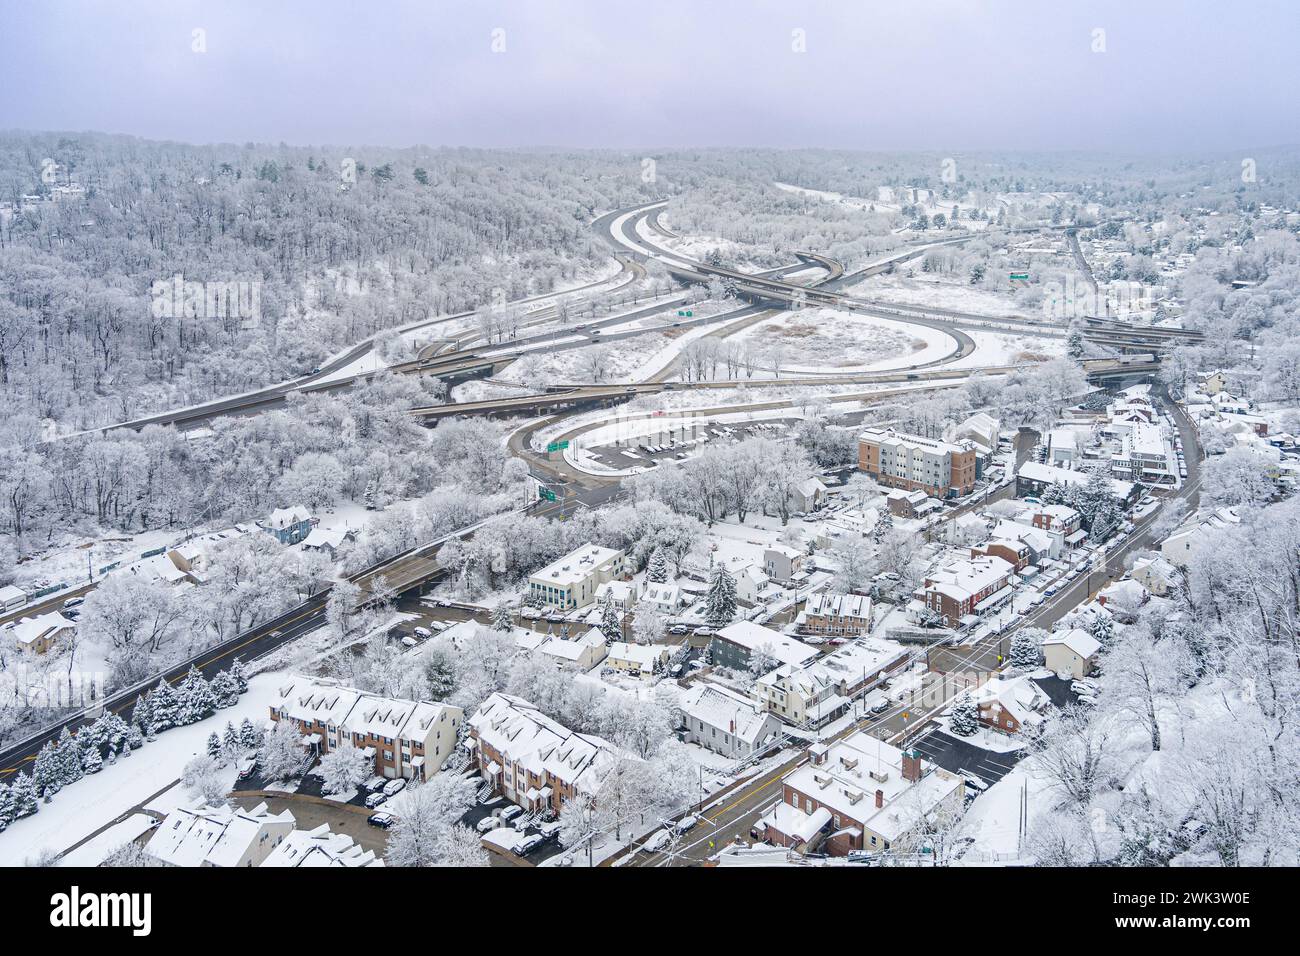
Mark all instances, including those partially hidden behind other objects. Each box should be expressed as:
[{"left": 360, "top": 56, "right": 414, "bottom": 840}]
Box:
[
  {"left": 258, "top": 720, "right": 307, "bottom": 782},
  {"left": 598, "top": 591, "right": 622, "bottom": 643},
  {"left": 704, "top": 563, "right": 736, "bottom": 628},
  {"left": 206, "top": 732, "right": 224, "bottom": 763},
  {"left": 177, "top": 665, "right": 217, "bottom": 724},
  {"left": 318, "top": 743, "right": 372, "bottom": 795},
  {"left": 384, "top": 774, "right": 479, "bottom": 866},
  {"left": 181, "top": 754, "right": 227, "bottom": 806},
  {"left": 631, "top": 605, "right": 666, "bottom": 646},
  {"left": 491, "top": 602, "right": 513, "bottom": 632},
  {"left": 238, "top": 717, "right": 262, "bottom": 753},
  {"left": 1009, "top": 630, "right": 1043, "bottom": 668},
  {"left": 9, "top": 773, "right": 39, "bottom": 819},
  {"left": 949, "top": 692, "right": 978, "bottom": 736},
  {"left": 148, "top": 679, "right": 180, "bottom": 732},
  {"left": 210, "top": 669, "right": 240, "bottom": 708},
  {"left": 222, "top": 721, "right": 241, "bottom": 756},
  {"left": 646, "top": 547, "right": 669, "bottom": 583}
]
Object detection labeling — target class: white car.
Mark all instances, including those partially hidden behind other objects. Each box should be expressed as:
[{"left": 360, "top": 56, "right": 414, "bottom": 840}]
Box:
[
  {"left": 674, "top": 814, "right": 699, "bottom": 834},
  {"left": 383, "top": 778, "right": 407, "bottom": 797},
  {"left": 640, "top": 829, "right": 672, "bottom": 853},
  {"left": 476, "top": 816, "right": 503, "bottom": 834}
]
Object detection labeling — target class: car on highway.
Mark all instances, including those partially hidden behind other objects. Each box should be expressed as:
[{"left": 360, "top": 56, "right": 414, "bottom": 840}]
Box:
[
  {"left": 869, "top": 699, "right": 891, "bottom": 715},
  {"left": 674, "top": 814, "right": 699, "bottom": 834},
  {"left": 367, "top": 811, "right": 397, "bottom": 829},
  {"left": 382, "top": 778, "right": 407, "bottom": 797}
]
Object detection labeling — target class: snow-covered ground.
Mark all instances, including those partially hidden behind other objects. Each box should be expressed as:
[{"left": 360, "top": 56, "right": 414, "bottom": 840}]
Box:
[
  {"left": 729, "top": 307, "right": 933, "bottom": 372},
  {"left": 850, "top": 272, "right": 1029, "bottom": 319}
]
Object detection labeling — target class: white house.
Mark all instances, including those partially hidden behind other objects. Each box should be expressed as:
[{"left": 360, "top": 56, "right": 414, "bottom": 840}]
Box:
[
  {"left": 606, "top": 641, "right": 670, "bottom": 678},
  {"left": 147, "top": 803, "right": 296, "bottom": 867},
  {"left": 260, "top": 823, "right": 384, "bottom": 867},
  {"left": 10, "top": 611, "right": 76, "bottom": 655},
  {"left": 527, "top": 544, "right": 625, "bottom": 610},
  {"left": 537, "top": 628, "right": 609, "bottom": 671},
  {"left": 678, "top": 682, "right": 783, "bottom": 759},
  {"left": 1042, "top": 629, "right": 1101, "bottom": 679}
]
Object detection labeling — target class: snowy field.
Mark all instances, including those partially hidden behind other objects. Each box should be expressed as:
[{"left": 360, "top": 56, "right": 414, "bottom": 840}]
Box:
[
  {"left": 731, "top": 307, "right": 939, "bottom": 373},
  {"left": 851, "top": 272, "right": 1031, "bottom": 319}
]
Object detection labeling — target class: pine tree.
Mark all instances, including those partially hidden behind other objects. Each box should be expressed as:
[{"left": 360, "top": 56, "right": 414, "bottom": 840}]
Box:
[
  {"left": 647, "top": 547, "right": 669, "bottom": 584},
  {"left": 55, "top": 726, "right": 83, "bottom": 787},
  {"left": 491, "top": 602, "right": 513, "bottom": 632},
  {"left": 105, "top": 746, "right": 117, "bottom": 767},
  {"left": 206, "top": 731, "right": 223, "bottom": 763},
  {"left": 131, "top": 693, "right": 153, "bottom": 735},
  {"left": 705, "top": 564, "right": 737, "bottom": 629},
  {"left": 874, "top": 509, "right": 894, "bottom": 543},
  {"left": 149, "top": 679, "right": 180, "bottom": 732},
  {"left": 32, "top": 741, "right": 60, "bottom": 796},
  {"left": 0, "top": 782, "right": 14, "bottom": 830},
  {"left": 230, "top": 657, "right": 249, "bottom": 693},
  {"left": 223, "top": 721, "right": 241, "bottom": 755},
  {"left": 210, "top": 670, "right": 239, "bottom": 708},
  {"left": 9, "top": 773, "right": 39, "bottom": 819},
  {"left": 82, "top": 745, "right": 103, "bottom": 774},
  {"left": 178, "top": 665, "right": 216, "bottom": 724},
  {"left": 1067, "top": 327, "right": 1085, "bottom": 359},
  {"left": 126, "top": 724, "right": 145, "bottom": 750},
  {"left": 598, "top": 592, "right": 622, "bottom": 643},
  {"left": 1089, "top": 612, "right": 1115, "bottom": 649},
  {"left": 238, "top": 717, "right": 261, "bottom": 752},
  {"left": 950, "top": 692, "right": 979, "bottom": 736},
  {"left": 1010, "top": 632, "right": 1041, "bottom": 668}
]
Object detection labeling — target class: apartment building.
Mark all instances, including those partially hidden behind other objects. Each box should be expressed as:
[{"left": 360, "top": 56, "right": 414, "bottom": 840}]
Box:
[
  {"left": 467, "top": 693, "right": 627, "bottom": 815},
  {"left": 708, "top": 621, "right": 819, "bottom": 673},
  {"left": 750, "top": 637, "right": 910, "bottom": 728},
  {"left": 261, "top": 823, "right": 384, "bottom": 868},
  {"left": 1110, "top": 422, "right": 1175, "bottom": 484},
  {"left": 678, "top": 682, "right": 783, "bottom": 759},
  {"left": 798, "top": 593, "right": 872, "bottom": 637},
  {"left": 527, "top": 544, "right": 624, "bottom": 610},
  {"left": 756, "top": 736, "right": 964, "bottom": 856},
  {"left": 858, "top": 428, "right": 977, "bottom": 499},
  {"left": 269, "top": 676, "right": 462, "bottom": 782},
  {"left": 147, "top": 802, "right": 295, "bottom": 867}
]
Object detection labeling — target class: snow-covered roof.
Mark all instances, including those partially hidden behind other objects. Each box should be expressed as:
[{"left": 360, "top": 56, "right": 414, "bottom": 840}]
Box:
[
  {"left": 1043, "top": 628, "right": 1101, "bottom": 660},
  {"left": 263, "top": 505, "right": 312, "bottom": 530},
  {"left": 9, "top": 611, "right": 75, "bottom": 648},
  {"left": 713, "top": 621, "right": 819, "bottom": 668},
  {"left": 302, "top": 526, "right": 354, "bottom": 550},
  {"left": 678, "top": 682, "right": 776, "bottom": 745},
  {"left": 924, "top": 555, "right": 1014, "bottom": 602},
  {"left": 608, "top": 641, "right": 667, "bottom": 672},
  {"left": 530, "top": 544, "right": 622, "bottom": 587},
  {"left": 538, "top": 628, "right": 606, "bottom": 663},
  {"left": 271, "top": 675, "right": 457, "bottom": 744},
  {"left": 147, "top": 802, "right": 294, "bottom": 868},
  {"left": 804, "top": 593, "right": 870, "bottom": 619},
  {"left": 1017, "top": 461, "right": 1135, "bottom": 499},
  {"left": 261, "top": 824, "right": 384, "bottom": 867}
]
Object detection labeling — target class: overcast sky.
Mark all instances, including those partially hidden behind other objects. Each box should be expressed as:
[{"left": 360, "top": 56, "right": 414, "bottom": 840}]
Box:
[{"left": 2, "top": 0, "right": 1295, "bottom": 152}]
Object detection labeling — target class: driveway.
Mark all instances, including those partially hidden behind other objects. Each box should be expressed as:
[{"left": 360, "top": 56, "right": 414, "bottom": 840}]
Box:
[{"left": 907, "top": 728, "right": 1024, "bottom": 788}]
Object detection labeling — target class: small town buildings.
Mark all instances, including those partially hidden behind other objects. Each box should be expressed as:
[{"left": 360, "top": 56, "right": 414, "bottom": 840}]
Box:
[
  {"left": 678, "top": 682, "right": 783, "bottom": 759},
  {"left": 301, "top": 525, "right": 357, "bottom": 559},
  {"left": 859, "top": 428, "right": 977, "bottom": 499},
  {"left": 261, "top": 823, "right": 384, "bottom": 867},
  {"left": 467, "top": 693, "right": 628, "bottom": 815},
  {"left": 1046, "top": 428, "right": 1079, "bottom": 467},
  {"left": 259, "top": 505, "right": 314, "bottom": 545},
  {"left": 948, "top": 412, "right": 1000, "bottom": 455},
  {"left": 639, "top": 581, "right": 684, "bottom": 615},
  {"left": 269, "top": 676, "right": 463, "bottom": 782},
  {"left": 538, "top": 628, "right": 608, "bottom": 671},
  {"left": 756, "top": 735, "right": 964, "bottom": 856},
  {"left": 763, "top": 545, "right": 806, "bottom": 584},
  {"left": 147, "top": 802, "right": 296, "bottom": 867},
  {"left": 919, "top": 555, "right": 1016, "bottom": 627},
  {"left": 972, "top": 676, "right": 1050, "bottom": 735},
  {"left": 9, "top": 611, "right": 76, "bottom": 655},
  {"left": 734, "top": 564, "right": 772, "bottom": 606},
  {"left": 708, "top": 621, "right": 819, "bottom": 672},
  {"left": 886, "top": 488, "right": 940, "bottom": 518},
  {"left": 1130, "top": 555, "right": 1180, "bottom": 597},
  {"left": 751, "top": 637, "right": 910, "bottom": 728},
  {"left": 969, "top": 537, "right": 1031, "bottom": 572},
  {"left": 1016, "top": 461, "right": 1138, "bottom": 506},
  {"left": 594, "top": 580, "right": 636, "bottom": 614},
  {"left": 1110, "top": 422, "right": 1176, "bottom": 484},
  {"left": 1161, "top": 507, "right": 1242, "bottom": 567},
  {"left": 798, "top": 592, "right": 872, "bottom": 637},
  {"left": 1042, "top": 629, "right": 1101, "bottom": 679},
  {"left": 527, "top": 544, "right": 625, "bottom": 610},
  {"left": 605, "top": 641, "right": 670, "bottom": 678}
]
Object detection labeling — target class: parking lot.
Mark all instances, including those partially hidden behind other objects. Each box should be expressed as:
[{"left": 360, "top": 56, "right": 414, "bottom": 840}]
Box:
[{"left": 583, "top": 417, "right": 798, "bottom": 471}]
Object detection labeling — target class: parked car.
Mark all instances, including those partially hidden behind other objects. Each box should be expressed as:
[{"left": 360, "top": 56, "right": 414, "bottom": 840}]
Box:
[
  {"left": 63, "top": 596, "right": 85, "bottom": 610},
  {"left": 498, "top": 804, "right": 523, "bottom": 822},
  {"left": 382, "top": 778, "right": 407, "bottom": 797},
  {"left": 869, "top": 700, "right": 891, "bottom": 715},
  {"left": 640, "top": 829, "right": 672, "bottom": 853},
  {"left": 476, "top": 816, "right": 503, "bottom": 834},
  {"left": 513, "top": 834, "right": 546, "bottom": 856},
  {"left": 365, "top": 792, "right": 387, "bottom": 809},
  {"left": 1076, "top": 694, "right": 1099, "bottom": 707},
  {"left": 413, "top": 626, "right": 432, "bottom": 639},
  {"left": 669, "top": 625, "right": 689, "bottom": 635},
  {"left": 401, "top": 635, "right": 418, "bottom": 648},
  {"left": 364, "top": 775, "right": 386, "bottom": 792},
  {"left": 236, "top": 756, "right": 258, "bottom": 780},
  {"left": 367, "top": 811, "right": 397, "bottom": 829}
]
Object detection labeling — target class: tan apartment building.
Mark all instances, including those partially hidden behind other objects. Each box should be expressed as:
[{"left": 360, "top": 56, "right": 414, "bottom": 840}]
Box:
[{"left": 859, "top": 428, "right": 977, "bottom": 499}]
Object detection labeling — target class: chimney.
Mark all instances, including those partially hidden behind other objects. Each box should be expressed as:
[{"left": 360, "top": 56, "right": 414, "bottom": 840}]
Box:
[
  {"left": 809, "top": 743, "right": 829, "bottom": 766},
  {"left": 901, "top": 748, "right": 923, "bottom": 783},
  {"left": 874, "top": 789, "right": 884, "bottom": 809}
]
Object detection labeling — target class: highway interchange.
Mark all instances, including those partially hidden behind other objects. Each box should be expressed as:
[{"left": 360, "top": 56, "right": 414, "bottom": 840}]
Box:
[{"left": 1, "top": 199, "right": 1207, "bottom": 870}]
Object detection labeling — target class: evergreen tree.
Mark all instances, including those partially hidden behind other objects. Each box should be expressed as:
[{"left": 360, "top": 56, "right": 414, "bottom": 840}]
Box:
[
  {"left": 149, "top": 678, "right": 180, "bottom": 731},
  {"left": 491, "top": 602, "right": 513, "bottom": 632},
  {"left": 9, "top": 773, "right": 39, "bottom": 818},
  {"left": 874, "top": 509, "right": 894, "bottom": 543},
  {"left": 1067, "top": 327, "right": 1085, "bottom": 359},
  {"left": 223, "top": 721, "right": 241, "bottom": 755},
  {"left": 210, "top": 670, "right": 240, "bottom": 708},
  {"left": 1010, "top": 632, "right": 1042, "bottom": 668},
  {"left": 230, "top": 657, "right": 249, "bottom": 693},
  {"left": 126, "top": 724, "right": 145, "bottom": 750},
  {"left": 82, "top": 745, "right": 103, "bottom": 774},
  {"left": 0, "top": 782, "right": 14, "bottom": 830},
  {"left": 238, "top": 717, "right": 262, "bottom": 752},
  {"left": 598, "top": 591, "right": 622, "bottom": 643},
  {"left": 1089, "top": 612, "right": 1115, "bottom": 649},
  {"left": 206, "top": 731, "right": 223, "bottom": 763},
  {"left": 647, "top": 547, "right": 669, "bottom": 584},
  {"left": 55, "top": 726, "right": 83, "bottom": 786},
  {"left": 178, "top": 665, "right": 216, "bottom": 724},
  {"left": 949, "top": 692, "right": 979, "bottom": 736},
  {"left": 32, "top": 742, "right": 60, "bottom": 796},
  {"left": 131, "top": 693, "right": 153, "bottom": 735},
  {"left": 704, "top": 564, "right": 737, "bottom": 629}
]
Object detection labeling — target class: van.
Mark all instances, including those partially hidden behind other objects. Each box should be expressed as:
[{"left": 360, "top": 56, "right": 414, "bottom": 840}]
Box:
[{"left": 0, "top": 586, "right": 27, "bottom": 615}]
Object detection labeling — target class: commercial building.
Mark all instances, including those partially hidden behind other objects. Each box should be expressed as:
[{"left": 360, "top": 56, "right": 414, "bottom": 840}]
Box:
[
  {"left": 527, "top": 544, "right": 625, "bottom": 611},
  {"left": 858, "top": 428, "right": 977, "bottom": 499}
]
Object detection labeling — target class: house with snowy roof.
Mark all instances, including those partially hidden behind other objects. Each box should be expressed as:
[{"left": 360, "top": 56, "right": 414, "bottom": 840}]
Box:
[
  {"left": 269, "top": 675, "right": 462, "bottom": 783},
  {"left": 259, "top": 505, "right": 314, "bottom": 545},
  {"left": 467, "top": 692, "right": 632, "bottom": 815},
  {"left": 527, "top": 544, "right": 624, "bottom": 610},
  {"left": 755, "top": 735, "right": 964, "bottom": 857},
  {"left": 537, "top": 628, "right": 608, "bottom": 671},
  {"left": 750, "top": 636, "right": 909, "bottom": 729},
  {"left": 261, "top": 823, "right": 384, "bottom": 867},
  {"left": 973, "top": 676, "right": 1050, "bottom": 735},
  {"left": 9, "top": 610, "right": 76, "bottom": 655},
  {"left": 678, "top": 682, "right": 782, "bottom": 759},
  {"left": 301, "top": 525, "right": 357, "bottom": 559},
  {"left": 606, "top": 641, "right": 670, "bottom": 678},
  {"left": 708, "top": 621, "right": 819, "bottom": 673},
  {"left": 1042, "top": 629, "right": 1101, "bottom": 679},
  {"left": 147, "top": 802, "right": 295, "bottom": 867}
]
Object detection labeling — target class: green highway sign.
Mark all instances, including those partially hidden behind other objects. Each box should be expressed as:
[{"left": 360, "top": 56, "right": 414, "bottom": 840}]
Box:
[
  {"left": 677, "top": 309, "right": 694, "bottom": 317},
  {"left": 546, "top": 439, "right": 570, "bottom": 453},
  {"left": 1009, "top": 272, "right": 1030, "bottom": 280},
  {"left": 539, "top": 488, "right": 558, "bottom": 502}
]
